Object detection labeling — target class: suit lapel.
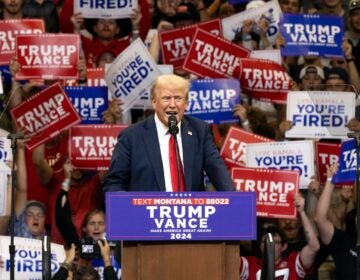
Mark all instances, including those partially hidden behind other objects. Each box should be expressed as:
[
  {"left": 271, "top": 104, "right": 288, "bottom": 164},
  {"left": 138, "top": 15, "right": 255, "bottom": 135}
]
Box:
[
  {"left": 181, "top": 118, "right": 194, "bottom": 191},
  {"left": 143, "top": 117, "right": 166, "bottom": 191}
]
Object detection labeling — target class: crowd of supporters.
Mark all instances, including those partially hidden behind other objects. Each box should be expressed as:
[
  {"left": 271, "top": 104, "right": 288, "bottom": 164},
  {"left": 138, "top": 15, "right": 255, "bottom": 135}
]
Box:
[{"left": 0, "top": 0, "right": 359, "bottom": 279}]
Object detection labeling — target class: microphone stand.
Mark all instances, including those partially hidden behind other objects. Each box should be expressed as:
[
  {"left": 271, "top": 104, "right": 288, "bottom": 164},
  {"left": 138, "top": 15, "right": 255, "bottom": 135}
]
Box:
[
  {"left": 348, "top": 131, "right": 360, "bottom": 279},
  {"left": 7, "top": 133, "right": 24, "bottom": 280}
]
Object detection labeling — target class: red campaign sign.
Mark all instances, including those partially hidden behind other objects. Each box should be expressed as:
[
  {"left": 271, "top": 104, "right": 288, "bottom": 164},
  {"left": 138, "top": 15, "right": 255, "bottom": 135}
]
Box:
[
  {"left": 0, "top": 19, "right": 45, "bottom": 65},
  {"left": 315, "top": 141, "right": 341, "bottom": 184},
  {"left": 231, "top": 167, "right": 299, "bottom": 219},
  {"left": 220, "top": 127, "right": 272, "bottom": 170},
  {"left": 10, "top": 82, "right": 81, "bottom": 150},
  {"left": 159, "top": 19, "right": 223, "bottom": 70},
  {"left": 239, "top": 58, "right": 294, "bottom": 104},
  {"left": 64, "top": 68, "right": 106, "bottom": 87},
  {"left": 15, "top": 34, "right": 80, "bottom": 80},
  {"left": 69, "top": 124, "right": 127, "bottom": 170},
  {"left": 183, "top": 29, "right": 250, "bottom": 78}
]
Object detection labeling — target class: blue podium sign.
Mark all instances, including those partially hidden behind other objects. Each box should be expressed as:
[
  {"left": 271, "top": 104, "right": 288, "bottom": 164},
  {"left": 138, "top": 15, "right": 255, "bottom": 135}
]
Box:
[{"left": 106, "top": 192, "right": 256, "bottom": 241}]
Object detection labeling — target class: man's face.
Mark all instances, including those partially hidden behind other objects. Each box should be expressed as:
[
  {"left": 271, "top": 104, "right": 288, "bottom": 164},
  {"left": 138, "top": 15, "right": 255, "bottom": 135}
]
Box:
[
  {"left": 300, "top": 73, "right": 323, "bottom": 90},
  {"left": 278, "top": 218, "right": 301, "bottom": 243},
  {"left": 279, "top": 0, "right": 300, "bottom": 14},
  {"left": 84, "top": 213, "right": 106, "bottom": 241},
  {"left": 152, "top": 86, "right": 188, "bottom": 126},
  {"left": 93, "top": 19, "right": 120, "bottom": 40},
  {"left": 2, "top": 0, "right": 24, "bottom": 14},
  {"left": 349, "top": 9, "right": 360, "bottom": 32},
  {"left": 25, "top": 206, "right": 45, "bottom": 237},
  {"left": 325, "top": 78, "right": 348, "bottom": 91}
]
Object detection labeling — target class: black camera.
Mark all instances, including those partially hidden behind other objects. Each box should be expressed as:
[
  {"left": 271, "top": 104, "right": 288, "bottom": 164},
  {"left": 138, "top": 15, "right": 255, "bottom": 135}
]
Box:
[{"left": 80, "top": 237, "right": 103, "bottom": 259}]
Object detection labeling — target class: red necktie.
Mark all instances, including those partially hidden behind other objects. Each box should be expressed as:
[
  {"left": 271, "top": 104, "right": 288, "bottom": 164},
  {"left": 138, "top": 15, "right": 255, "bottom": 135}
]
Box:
[{"left": 169, "top": 135, "right": 185, "bottom": 192}]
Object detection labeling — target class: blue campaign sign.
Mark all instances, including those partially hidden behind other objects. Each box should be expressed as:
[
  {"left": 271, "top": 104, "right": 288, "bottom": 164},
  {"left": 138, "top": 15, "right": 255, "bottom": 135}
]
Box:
[
  {"left": 106, "top": 192, "right": 256, "bottom": 241},
  {"left": 65, "top": 86, "right": 108, "bottom": 124},
  {"left": 280, "top": 14, "right": 344, "bottom": 57},
  {"left": 185, "top": 79, "right": 241, "bottom": 124},
  {"left": 332, "top": 139, "right": 358, "bottom": 184},
  {"left": 228, "top": 0, "right": 250, "bottom": 4}
]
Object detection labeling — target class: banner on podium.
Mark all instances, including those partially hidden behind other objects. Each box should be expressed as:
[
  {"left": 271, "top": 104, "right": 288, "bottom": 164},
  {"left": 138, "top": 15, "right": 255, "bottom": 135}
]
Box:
[{"left": 106, "top": 192, "right": 256, "bottom": 241}]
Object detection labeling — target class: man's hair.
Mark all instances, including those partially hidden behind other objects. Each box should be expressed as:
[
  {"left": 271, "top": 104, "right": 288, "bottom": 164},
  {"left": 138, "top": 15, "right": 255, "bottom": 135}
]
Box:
[
  {"left": 150, "top": 74, "right": 190, "bottom": 101},
  {"left": 74, "top": 265, "right": 100, "bottom": 280}
]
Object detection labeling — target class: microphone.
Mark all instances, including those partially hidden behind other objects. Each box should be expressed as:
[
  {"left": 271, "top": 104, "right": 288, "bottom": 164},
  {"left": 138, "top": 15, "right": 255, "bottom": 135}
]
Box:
[{"left": 168, "top": 115, "right": 179, "bottom": 135}]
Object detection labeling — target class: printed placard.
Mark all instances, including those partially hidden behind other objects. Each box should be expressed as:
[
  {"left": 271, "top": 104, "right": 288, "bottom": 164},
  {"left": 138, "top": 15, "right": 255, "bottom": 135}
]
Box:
[
  {"left": 185, "top": 79, "right": 241, "bottom": 124},
  {"left": 132, "top": 64, "right": 174, "bottom": 109},
  {"left": 286, "top": 91, "right": 355, "bottom": 139},
  {"left": 106, "top": 192, "right": 257, "bottom": 240},
  {"left": 315, "top": 141, "right": 341, "bottom": 184},
  {"left": 221, "top": 0, "right": 282, "bottom": 44},
  {"left": 332, "top": 139, "right": 358, "bottom": 184},
  {"left": 250, "top": 49, "right": 282, "bottom": 65},
  {"left": 105, "top": 38, "right": 161, "bottom": 112},
  {"left": 0, "top": 19, "right": 45, "bottom": 65},
  {"left": 0, "top": 135, "right": 12, "bottom": 163},
  {"left": 159, "top": 19, "right": 222, "bottom": 70},
  {"left": 16, "top": 34, "right": 80, "bottom": 80},
  {"left": 232, "top": 167, "right": 299, "bottom": 219},
  {"left": 69, "top": 124, "right": 127, "bottom": 170},
  {"left": 220, "top": 126, "right": 273, "bottom": 170},
  {"left": 0, "top": 235, "right": 65, "bottom": 279},
  {"left": 10, "top": 83, "right": 81, "bottom": 150},
  {"left": 280, "top": 14, "right": 343, "bottom": 57},
  {"left": 64, "top": 68, "right": 107, "bottom": 87},
  {"left": 65, "top": 86, "right": 108, "bottom": 124},
  {"left": 246, "top": 140, "right": 315, "bottom": 188},
  {"left": 239, "top": 58, "right": 293, "bottom": 104},
  {"left": 74, "top": 0, "right": 138, "bottom": 18},
  {"left": 183, "top": 29, "right": 250, "bottom": 78}
]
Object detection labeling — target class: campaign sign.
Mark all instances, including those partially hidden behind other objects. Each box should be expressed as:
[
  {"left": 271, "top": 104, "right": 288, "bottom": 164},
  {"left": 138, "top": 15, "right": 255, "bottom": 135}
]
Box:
[
  {"left": 220, "top": 127, "right": 273, "bottom": 170},
  {"left": 246, "top": 140, "right": 315, "bottom": 188},
  {"left": 232, "top": 167, "right": 299, "bottom": 219},
  {"left": 280, "top": 14, "right": 343, "bottom": 57},
  {"left": 239, "top": 58, "right": 293, "bottom": 104},
  {"left": 185, "top": 79, "right": 241, "bottom": 124},
  {"left": 286, "top": 91, "right": 355, "bottom": 139},
  {"left": 250, "top": 49, "right": 282, "bottom": 65},
  {"left": 159, "top": 19, "right": 222, "bottom": 70},
  {"left": 10, "top": 83, "right": 81, "bottom": 150},
  {"left": 315, "top": 141, "right": 341, "bottom": 184},
  {"left": 0, "top": 169, "right": 7, "bottom": 216},
  {"left": 221, "top": 0, "right": 282, "bottom": 44},
  {"left": 183, "top": 29, "right": 250, "bottom": 78},
  {"left": 106, "top": 192, "right": 257, "bottom": 240},
  {"left": 0, "top": 135, "right": 12, "bottom": 163},
  {"left": 91, "top": 257, "right": 121, "bottom": 280},
  {"left": 16, "top": 34, "right": 80, "bottom": 80},
  {"left": 74, "top": 0, "right": 138, "bottom": 18},
  {"left": 64, "top": 68, "right": 107, "bottom": 87},
  {"left": 65, "top": 86, "right": 108, "bottom": 124},
  {"left": 332, "top": 139, "right": 359, "bottom": 184},
  {"left": 105, "top": 38, "right": 161, "bottom": 112},
  {"left": 0, "top": 19, "right": 45, "bottom": 65},
  {"left": 228, "top": 0, "right": 250, "bottom": 4},
  {"left": 0, "top": 235, "right": 65, "bottom": 279},
  {"left": 69, "top": 124, "right": 127, "bottom": 170},
  {"left": 132, "top": 64, "right": 174, "bottom": 109}
]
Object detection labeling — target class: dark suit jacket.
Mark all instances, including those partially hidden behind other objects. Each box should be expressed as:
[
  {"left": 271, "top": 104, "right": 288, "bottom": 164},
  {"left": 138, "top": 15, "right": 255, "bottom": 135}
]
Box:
[{"left": 103, "top": 115, "right": 234, "bottom": 192}]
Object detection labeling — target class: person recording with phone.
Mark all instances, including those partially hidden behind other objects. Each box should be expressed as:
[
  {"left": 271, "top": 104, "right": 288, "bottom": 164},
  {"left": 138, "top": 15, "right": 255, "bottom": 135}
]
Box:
[{"left": 103, "top": 74, "right": 235, "bottom": 192}]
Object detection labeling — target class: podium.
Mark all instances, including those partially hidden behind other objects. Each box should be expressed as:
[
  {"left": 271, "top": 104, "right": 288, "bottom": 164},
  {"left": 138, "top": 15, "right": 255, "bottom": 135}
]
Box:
[
  {"left": 106, "top": 192, "right": 256, "bottom": 280},
  {"left": 122, "top": 241, "right": 240, "bottom": 280}
]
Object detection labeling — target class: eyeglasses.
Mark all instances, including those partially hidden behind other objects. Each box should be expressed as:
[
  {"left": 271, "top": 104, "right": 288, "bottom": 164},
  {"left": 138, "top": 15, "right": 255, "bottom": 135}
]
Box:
[{"left": 26, "top": 212, "right": 45, "bottom": 219}]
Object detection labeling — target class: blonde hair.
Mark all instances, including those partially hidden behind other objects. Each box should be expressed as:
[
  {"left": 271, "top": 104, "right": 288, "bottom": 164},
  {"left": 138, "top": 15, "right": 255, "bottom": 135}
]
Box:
[{"left": 150, "top": 74, "right": 190, "bottom": 101}]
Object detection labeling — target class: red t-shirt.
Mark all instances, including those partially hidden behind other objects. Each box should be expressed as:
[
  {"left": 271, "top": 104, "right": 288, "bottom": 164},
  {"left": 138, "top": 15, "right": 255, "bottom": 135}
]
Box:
[
  {"left": 45, "top": 172, "right": 104, "bottom": 245},
  {"left": 240, "top": 252, "right": 307, "bottom": 280}
]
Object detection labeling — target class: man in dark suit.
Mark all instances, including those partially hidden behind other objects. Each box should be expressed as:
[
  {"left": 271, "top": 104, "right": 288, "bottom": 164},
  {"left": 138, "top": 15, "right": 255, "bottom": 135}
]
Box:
[{"left": 103, "top": 74, "right": 234, "bottom": 192}]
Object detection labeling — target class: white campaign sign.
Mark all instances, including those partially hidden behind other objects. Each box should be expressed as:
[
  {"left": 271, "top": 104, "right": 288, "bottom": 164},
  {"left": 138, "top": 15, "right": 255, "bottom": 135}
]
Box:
[
  {"left": 105, "top": 38, "right": 161, "bottom": 113},
  {"left": 286, "top": 91, "right": 355, "bottom": 139},
  {"left": 0, "top": 236, "right": 66, "bottom": 280},
  {"left": 74, "top": 0, "right": 138, "bottom": 18},
  {"left": 245, "top": 140, "right": 315, "bottom": 188}
]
